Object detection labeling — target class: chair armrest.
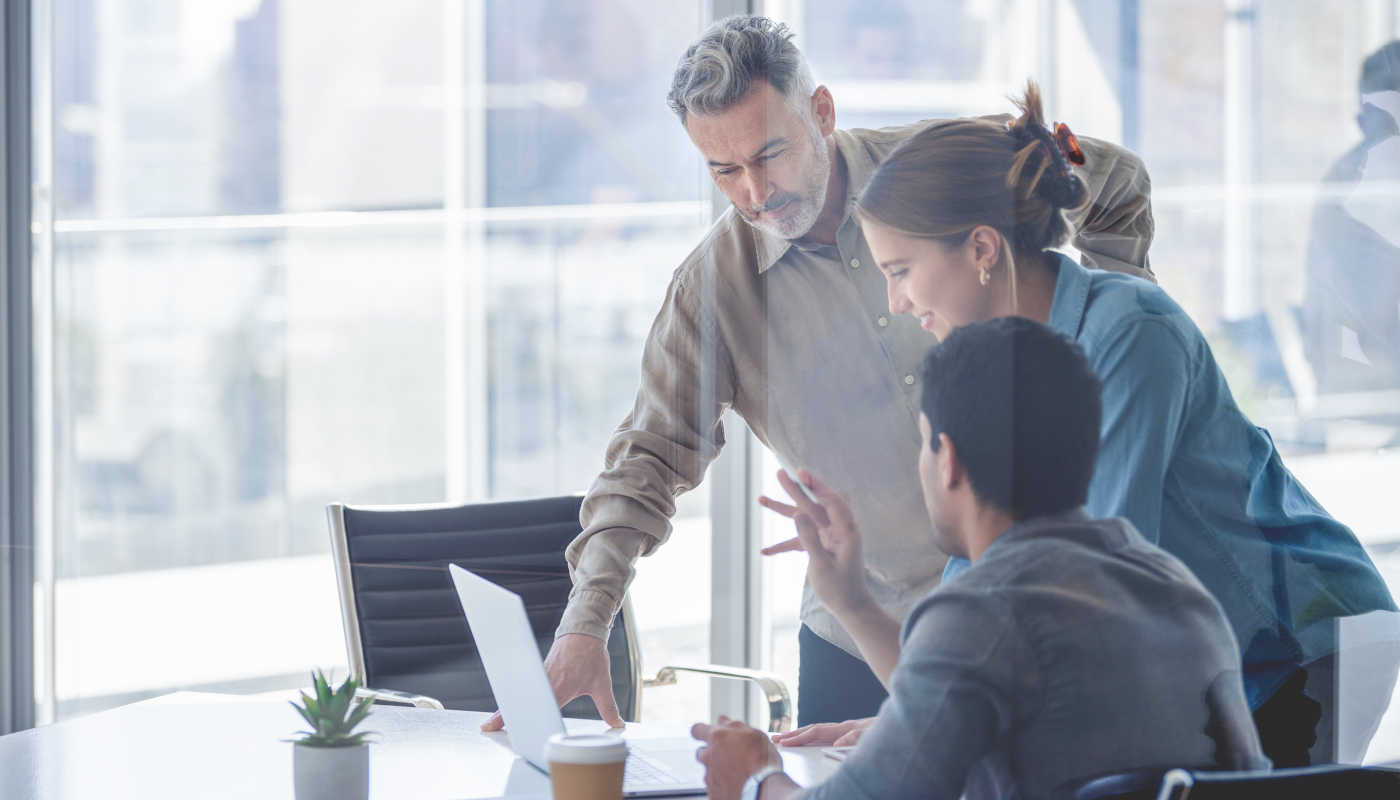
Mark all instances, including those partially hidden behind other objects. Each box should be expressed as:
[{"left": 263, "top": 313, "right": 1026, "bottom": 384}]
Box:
[
  {"left": 1155, "top": 768, "right": 1194, "bottom": 800},
  {"left": 355, "top": 687, "right": 445, "bottom": 710},
  {"left": 643, "top": 664, "right": 792, "bottom": 732}
]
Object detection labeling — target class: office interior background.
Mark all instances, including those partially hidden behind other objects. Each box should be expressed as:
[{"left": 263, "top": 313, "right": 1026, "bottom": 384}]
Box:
[{"left": 2, "top": 0, "right": 1400, "bottom": 753}]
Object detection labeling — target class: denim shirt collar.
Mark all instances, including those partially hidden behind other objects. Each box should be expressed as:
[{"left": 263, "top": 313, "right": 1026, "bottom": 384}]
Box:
[{"left": 1047, "top": 252, "right": 1093, "bottom": 340}]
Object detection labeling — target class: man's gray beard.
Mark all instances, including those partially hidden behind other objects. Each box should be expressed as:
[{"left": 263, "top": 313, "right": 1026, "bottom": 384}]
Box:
[{"left": 748, "top": 126, "right": 832, "bottom": 241}]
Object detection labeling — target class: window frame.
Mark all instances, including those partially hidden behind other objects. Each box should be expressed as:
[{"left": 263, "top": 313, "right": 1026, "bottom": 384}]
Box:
[{"left": 2, "top": 0, "right": 36, "bottom": 737}]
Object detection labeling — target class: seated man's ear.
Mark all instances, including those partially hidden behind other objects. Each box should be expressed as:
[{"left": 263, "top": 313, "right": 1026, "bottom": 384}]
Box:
[{"left": 937, "top": 433, "right": 964, "bottom": 490}]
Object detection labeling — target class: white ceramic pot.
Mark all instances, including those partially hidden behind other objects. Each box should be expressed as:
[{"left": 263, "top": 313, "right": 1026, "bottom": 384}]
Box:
[{"left": 292, "top": 742, "right": 369, "bottom": 800}]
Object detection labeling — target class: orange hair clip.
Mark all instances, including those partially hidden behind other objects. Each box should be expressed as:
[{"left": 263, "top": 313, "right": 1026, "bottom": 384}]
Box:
[{"left": 1053, "top": 122, "right": 1086, "bottom": 166}]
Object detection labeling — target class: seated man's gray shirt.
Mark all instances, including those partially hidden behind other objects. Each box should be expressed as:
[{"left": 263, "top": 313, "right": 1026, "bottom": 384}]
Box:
[{"left": 803, "top": 510, "right": 1269, "bottom": 800}]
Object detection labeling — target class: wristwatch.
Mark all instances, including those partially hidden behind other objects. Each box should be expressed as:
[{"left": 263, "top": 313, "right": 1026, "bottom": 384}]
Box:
[{"left": 740, "top": 764, "right": 787, "bottom": 800}]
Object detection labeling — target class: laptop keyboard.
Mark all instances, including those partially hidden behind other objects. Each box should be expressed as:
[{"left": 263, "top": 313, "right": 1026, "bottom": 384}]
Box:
[{"left": 623, "top": 751, "right": 686, "bottom": 788}]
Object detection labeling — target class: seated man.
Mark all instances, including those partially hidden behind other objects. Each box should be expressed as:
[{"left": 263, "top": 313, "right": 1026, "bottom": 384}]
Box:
[{"left": 691, "top": 317, "right": 1270, "bottom": 800}]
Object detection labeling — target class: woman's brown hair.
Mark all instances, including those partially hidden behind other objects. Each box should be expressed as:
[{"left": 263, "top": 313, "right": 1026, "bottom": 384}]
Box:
[{"left": 855, "top": 81, "right": 1089, "bottom": 307}]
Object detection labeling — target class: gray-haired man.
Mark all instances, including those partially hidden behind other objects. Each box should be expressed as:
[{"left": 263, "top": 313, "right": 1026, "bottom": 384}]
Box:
[{"left": 483, "top": 14, "right": 1156, "bottom": 731}]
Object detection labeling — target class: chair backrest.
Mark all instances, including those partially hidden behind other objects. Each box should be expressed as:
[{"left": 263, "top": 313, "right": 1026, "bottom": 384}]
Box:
[
  {"left": 326, "top": 496, "right": 639, "bottom": 719},
  {"left": 1157, "top": 764, "right": 1400, "bottom": 800}
]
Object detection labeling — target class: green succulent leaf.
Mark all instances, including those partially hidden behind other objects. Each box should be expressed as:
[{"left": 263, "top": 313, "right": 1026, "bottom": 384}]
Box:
[
  {"left": 313, "top": 670, "right": 333, "bottom": 712},
  {"left": 289, "top": 702, "right": 317, "bottom": 729},
  {"left": 286, "top": 670, "right": 375, "bottom": 746},
  {"left": 328, "top": 688, "right": 350, "bottom": 723},
  {"left": 345, "top": 701, "right": 373, "bottom": 730}
]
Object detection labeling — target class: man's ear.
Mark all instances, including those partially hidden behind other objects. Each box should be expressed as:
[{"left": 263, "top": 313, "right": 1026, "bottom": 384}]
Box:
[
  {"left": 937, "top": 432, "right": 963, "bottom": 491},
  {"left": 810, "top": 85, "right": 836, "bottom": 137}
]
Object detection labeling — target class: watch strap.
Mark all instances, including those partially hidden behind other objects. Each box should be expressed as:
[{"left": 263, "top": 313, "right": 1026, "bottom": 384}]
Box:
[{"left": 741, "top": 765, "right": 787, "bottom": 800}]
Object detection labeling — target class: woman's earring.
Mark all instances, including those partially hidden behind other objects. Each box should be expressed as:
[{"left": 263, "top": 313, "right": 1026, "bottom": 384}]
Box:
[{"left": 979, "top": 267, "right": 991, "bottom": 287}]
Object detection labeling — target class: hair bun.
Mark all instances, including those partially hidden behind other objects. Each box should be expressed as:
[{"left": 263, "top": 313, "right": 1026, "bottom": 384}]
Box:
[
  {"left": 1036, "top": 170, "right": 1088, "bottom": 210},
  {"left": 1007, "top": 81, "right": 1090, "bottom": 212}
]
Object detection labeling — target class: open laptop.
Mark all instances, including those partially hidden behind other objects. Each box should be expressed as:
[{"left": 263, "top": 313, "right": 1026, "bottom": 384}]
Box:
[{"left": 448, "top": 563, "right": 707, "bottom": 797}]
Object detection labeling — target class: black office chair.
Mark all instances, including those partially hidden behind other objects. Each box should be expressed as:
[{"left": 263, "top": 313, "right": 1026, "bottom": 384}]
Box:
[
  {"left": 1076, "top": 763, "right": 1400, "bottom": 800},
  {"left": 325, "top": 496, "right": 793, "bottom": 731},
  {"left": 1154, "top": 764, "right": 1400, "bottom": 799},
  {"left": 1074, "top": 767, "right": 1169, "bottom": 800}
]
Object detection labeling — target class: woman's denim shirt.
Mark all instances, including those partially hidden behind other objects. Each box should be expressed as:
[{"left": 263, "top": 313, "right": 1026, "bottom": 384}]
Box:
[{"left": 944, "top": 253, "right": 1396, "bottom": 707}]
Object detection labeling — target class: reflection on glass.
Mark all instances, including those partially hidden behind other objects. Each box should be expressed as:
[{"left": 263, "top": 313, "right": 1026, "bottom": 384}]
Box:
[
  {"left": 485, "top": 0, "right": 702, "bottom": 206},
  {"left": 43, "top": 0, "right": 712, "bottom": 721},
  {"left": 1305, "top": 40, "right": 1400, "bottom": 399},
  {"left": 803, "top": 0, "right": 984, "bottom": 82},
  {"left": 769, "top": 0, "right": 1400, "bottom": 761}
]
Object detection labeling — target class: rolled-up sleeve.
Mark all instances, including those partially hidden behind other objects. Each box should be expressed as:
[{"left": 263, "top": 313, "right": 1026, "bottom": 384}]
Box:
[
  {"left": 557, "top": 264, "right": 737, "bottom": 640},
  {"left": 1069, "top": 137, "right": 1156, "bottom": 281},
  {"left": 800, "top": 590, "right": 1029, "bottom": 800}
]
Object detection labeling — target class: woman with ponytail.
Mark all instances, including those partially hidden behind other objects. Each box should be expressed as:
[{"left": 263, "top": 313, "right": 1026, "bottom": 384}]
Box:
[{"left": 850, "top": 82, "right": 1397, "bottom": 768}]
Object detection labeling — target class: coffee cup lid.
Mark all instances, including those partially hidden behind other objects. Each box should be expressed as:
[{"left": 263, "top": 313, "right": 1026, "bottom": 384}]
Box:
[{"left": 546, "top": 733, "right": 629, "bottom": 764}]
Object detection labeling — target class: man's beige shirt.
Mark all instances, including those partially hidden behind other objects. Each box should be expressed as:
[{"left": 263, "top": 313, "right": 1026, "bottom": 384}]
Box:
[{"left": 559, "top": 119, "right": 1156, "bottom": 659}]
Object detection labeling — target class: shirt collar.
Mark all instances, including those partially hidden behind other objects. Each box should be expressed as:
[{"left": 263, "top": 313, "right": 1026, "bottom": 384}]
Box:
[
  {"left": 1047, "top": 252, "right": 1093, "bottom": 340},
  {"left": 980, "top": 507, "right": 1094, "bottom": 559},
  {"left": 752, "top": 128, "right": 879, "bottom": 274}
]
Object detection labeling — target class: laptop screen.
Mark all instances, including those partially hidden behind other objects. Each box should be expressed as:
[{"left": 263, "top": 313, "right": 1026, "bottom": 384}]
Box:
[{"left": 448, "top": 563, "right": 567, "bottom": 771}]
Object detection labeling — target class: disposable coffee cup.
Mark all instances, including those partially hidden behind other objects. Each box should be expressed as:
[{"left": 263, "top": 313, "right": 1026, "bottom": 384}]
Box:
[{"left": 546, "top": 732, "right": 628, "bottom": 800}]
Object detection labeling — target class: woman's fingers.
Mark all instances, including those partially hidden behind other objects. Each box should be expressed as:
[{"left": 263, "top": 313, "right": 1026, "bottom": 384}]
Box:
[
  {"left": 772, "top": 722, "right": 844, "bottom": 746},
  {"left": 772, "top": 724, "right": 824, "bottom": 745},
  {"left": 833, "top": 729, "right": 863, "bottom": 747}
]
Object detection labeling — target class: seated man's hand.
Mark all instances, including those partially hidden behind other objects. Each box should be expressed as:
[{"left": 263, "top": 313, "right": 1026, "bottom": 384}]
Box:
[
  {"left": 480, "top": 633, "right": 623, "bottom": 731},
  {"left": 692, "top": 715, "right": 783, "bottom": 800},
  {"left": 759, "top": 469, "right": 874, "bottom": 616},
  {"left": 771, "top": 716, "right": 875, "bottom": 747}
]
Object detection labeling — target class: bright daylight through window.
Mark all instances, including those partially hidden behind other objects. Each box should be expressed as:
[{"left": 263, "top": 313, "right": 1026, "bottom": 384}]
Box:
[
  {"left": 20, "top": 0, "right": 1400, "bottom": 768},
  {"left": 33, "top": 0, "right": 711, "bottom": 723}
]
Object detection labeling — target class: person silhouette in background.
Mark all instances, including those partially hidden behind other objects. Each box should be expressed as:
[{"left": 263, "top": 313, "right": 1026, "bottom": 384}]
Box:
[{"left": 1305, "top": 40, "right": 1400, "bottom": 404}]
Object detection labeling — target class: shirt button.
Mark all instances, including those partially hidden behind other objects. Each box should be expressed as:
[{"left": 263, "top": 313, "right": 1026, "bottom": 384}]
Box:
[
  {"left": 849, "top": 258, "right": 861, "bottom": 269},
  {"left": 903, "top": 374, "right": 915, "bottom": 385},
  {"left": 877, "top": 315, "right": 889, "bottom": 327}
]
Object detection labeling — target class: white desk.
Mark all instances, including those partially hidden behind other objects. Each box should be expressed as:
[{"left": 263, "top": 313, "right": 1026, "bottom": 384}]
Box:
[{"left": 0, "top": 692, "right": 838, "bottom": 799}]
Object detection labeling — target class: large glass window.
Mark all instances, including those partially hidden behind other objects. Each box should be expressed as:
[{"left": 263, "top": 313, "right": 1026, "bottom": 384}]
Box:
[
  {"left": 29, "top": 0, "right": 1400, "bottom": 758},
  {"left": 37, "top": 0, "right": 713, "bottom": 723}
]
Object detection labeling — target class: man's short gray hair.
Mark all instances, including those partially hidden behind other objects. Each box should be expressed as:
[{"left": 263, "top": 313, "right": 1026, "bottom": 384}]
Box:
[{"left": 667, "top": 15, "right": 817, "bottom": 123}]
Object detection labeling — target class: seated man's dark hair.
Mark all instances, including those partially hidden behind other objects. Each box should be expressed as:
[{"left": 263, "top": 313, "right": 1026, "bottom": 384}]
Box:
[
  {"left": 1360, "top": 39, "right": 1400, "bottom": 94},
  {"left": 920, "top": 316, "right": 1103, "bottom": 519}
]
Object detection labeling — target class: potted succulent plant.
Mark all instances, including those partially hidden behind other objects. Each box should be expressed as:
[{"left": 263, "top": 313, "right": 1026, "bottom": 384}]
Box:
[{"left": 287, "top": 670, "right": 376, "bottom": 800}]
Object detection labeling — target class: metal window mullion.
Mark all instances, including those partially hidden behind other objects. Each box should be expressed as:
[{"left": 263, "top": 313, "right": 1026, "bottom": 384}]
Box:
[
  {"left": 707, "top": 412, "right": 761, "bottom": 722},
  {"left": 1119, "top": 0, "right": 1141, "bottom": 153},
  {"left": 1033, "top": 0, "right": 1057, "bottom": 112},
  {"left": 29, "top": 0, "right": 55, "bottom": 727},
  {"left": 705, "top": 0, "right": 761, "bottom": 725},
  {"left": 1222, "top": 0, "right": 1257, "bottom": 320},
  {"left": 2, "top": 0, "right": 36, "bottom": 736},
  {"left": 446, "top": 0, "right": 489, "bottom": 503}
]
